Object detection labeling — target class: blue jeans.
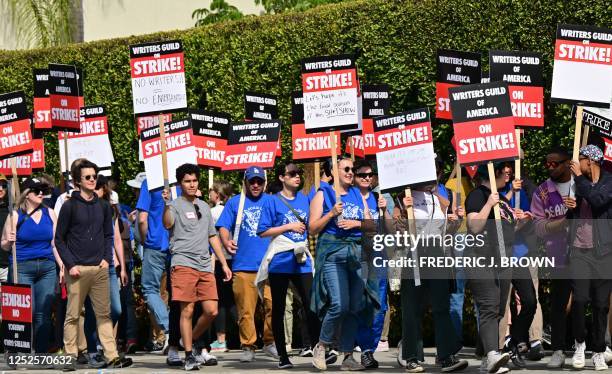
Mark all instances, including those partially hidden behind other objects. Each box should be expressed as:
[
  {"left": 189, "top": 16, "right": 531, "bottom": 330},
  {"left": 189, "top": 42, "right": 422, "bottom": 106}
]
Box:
[
  {"left": 356, "top": 277, "right": 387, "bottom": 352},
  {"left": 84, "top": 266, "right": 122, "bottom": 353},
  {"left": 319, "top": 257, "right": 364, "bottom": 353},
  {"left": 141, "top": 247, "right": 169, "bottom": 332},
  {"left": 9, "top": 259, "right": 57, "bottom": 353}
]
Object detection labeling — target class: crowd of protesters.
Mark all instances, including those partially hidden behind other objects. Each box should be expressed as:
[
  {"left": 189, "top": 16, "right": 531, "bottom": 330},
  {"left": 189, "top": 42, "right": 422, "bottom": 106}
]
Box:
[{"left": 0, "top": 142, "right": 611, "bottom": 372}]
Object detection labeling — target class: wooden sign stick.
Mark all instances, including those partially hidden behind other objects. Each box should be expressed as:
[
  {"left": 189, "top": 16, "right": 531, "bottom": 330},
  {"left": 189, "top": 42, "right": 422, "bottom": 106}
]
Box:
[
  {"left": 349, "top": 136, "right": 355, "bottom": 161},
  {"left": 487, "top": 162, "right": 506, "bottom": 258},
  {"left": 314, "top": 162, "right": 320, "bottom": 190},
  {"left": 404, "top": 187, "right": 420, "bottom": 286},
  {"left": 455, "top": 160, "right": 461, "bottom": 212},
  {"left": 233, "top": 180, "right": 247, "bottom": 243},
  {"left": 158, "top": 114, "right": 170, "bottom": 190},
  {"left": 208, "top": 169, "right": 214, "bottom": 190},
  {"left": 329, "top": 131, "right": 341, "bottom": 201},
  {"left": 514, "top": 129, "right": 522, "bottom": 209},
  {"left": 572, "top": 106, "right": 584, "bottom": 162},
  {"left": 10, "top": 158, "right": 19, "bottom": 283}
]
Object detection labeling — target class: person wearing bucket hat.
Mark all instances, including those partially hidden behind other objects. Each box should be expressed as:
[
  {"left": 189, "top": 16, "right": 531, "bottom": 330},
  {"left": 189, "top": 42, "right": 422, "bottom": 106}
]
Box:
[
  {"left": 0, "top": 174, "right": 8, "bottom": 282},
  {"left": 1, "top": 177, "right": 63, "bottom": 354},
  {"left": 566, "top": 144, "right": 612, "bottom": 371},
  {"left": 216, "top": 166, "right": 278, "bottom": 362}
]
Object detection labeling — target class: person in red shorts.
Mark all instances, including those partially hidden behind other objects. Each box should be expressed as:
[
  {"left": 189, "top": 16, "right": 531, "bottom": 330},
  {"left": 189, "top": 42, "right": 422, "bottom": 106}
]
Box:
[{"left": 162, "top": 163, "right": 232, "bottom": 371}]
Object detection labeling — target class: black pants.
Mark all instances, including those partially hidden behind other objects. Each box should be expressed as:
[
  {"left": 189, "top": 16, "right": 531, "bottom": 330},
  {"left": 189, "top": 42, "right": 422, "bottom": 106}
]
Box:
[
  {"left": 166, "top": 262, "right": 182, "bottom": 347},
  {"left": 213, "top": 260, "right": 237, "bottom": 335},
  {"left": 468, "top": 268, "right": 511, "bottom": 353},
  {"left": 118, "top": 268, "right": 138, "bottom": 342},
  {"left": 509, "top": 266, "right": 537, "bottom": 345},
  {"left": 570, "top": 249, "right": 612, "bottom": 353},
  {"left": 269, "top": 273, "right": 320, "bottom": 359},
  {"left": 550, "top": 270, "right": 572, "bottom": 351}
]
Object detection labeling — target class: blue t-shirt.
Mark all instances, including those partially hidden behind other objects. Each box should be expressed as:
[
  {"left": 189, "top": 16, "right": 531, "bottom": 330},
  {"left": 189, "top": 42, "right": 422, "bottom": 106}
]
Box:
[
  {"left": 307, "top": 181, "right": 329, "bottom": 201},
  {"left": 15, "top": 207, "right": 55, "bottom": 262},
  {"left": 360, "top": 191, "right": 380, "bottom": 220},
  {"left": 500, "top": 182, "right": 530, "bottom": 258},
  {"left": 258, "top": 192, "right": 312, "bottom": 274},
  {"left": 216, "top": 193, "right": 272, "bottom": 272},
  {"left": 318, "top": 184, "right": 364, "bottom": 237},
  {"left": 135, "top": 179, "right": 182, "bottom": 252}
]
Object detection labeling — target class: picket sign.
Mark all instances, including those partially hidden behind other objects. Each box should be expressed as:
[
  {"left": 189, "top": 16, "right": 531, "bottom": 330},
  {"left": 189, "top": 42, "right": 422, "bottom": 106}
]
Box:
[
  {"left": 329, "top": 131, "right": 341, "bottom": 201},
  {"left": 158, "top": 114, "right": 170, "bottom": 190},
  {"left": 404, "top": 187, "right": 420, "bottom": 286},
  {"left": 487, "top": 162, "right": 506, "bottom": 258},
  {"left": 514, "top": 129, "right": 522, "bottom": 208}
]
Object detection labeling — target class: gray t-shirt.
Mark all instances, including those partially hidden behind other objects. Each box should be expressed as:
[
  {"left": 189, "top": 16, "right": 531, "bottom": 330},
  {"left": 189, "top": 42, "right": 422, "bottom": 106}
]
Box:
[{"left": 168, "top": 196, "right": 216, "bottom": 272}]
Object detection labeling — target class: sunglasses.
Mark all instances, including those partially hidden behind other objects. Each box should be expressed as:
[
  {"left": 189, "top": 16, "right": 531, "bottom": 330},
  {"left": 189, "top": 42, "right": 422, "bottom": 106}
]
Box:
[
  {"left": 356, "top": 172, "right": 374, "bottom": 179},
  {"left": 82, "top": 174, "right": 98, "bottom": 181},
  {"left": 544, "top": 160, "right": 568, "bottom": 168},
  {"left": 194, "top": 204, "right": 202, "bottom": 220},
  {"left": 29, "top": 187, "right": 46, "bottom": 196},
  {"left": 285, "top": 170, "right": 303, "bottom": 178},
  {"left": 248, "top": 178, "right": 265, "bottom": 186},
  {"left": 342, "top": 166, "right": 355, "bottom": 174},
  {"left": 0, "top": 183, "right": 7, "bottom": 191}
]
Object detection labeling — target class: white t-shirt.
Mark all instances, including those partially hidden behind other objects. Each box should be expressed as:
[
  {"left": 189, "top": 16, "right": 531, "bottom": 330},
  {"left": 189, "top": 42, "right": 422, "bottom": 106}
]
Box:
[
  {"left": 553, "top": 179, "right": 575, "bottom": 198},
  {"left": 412, "top": 190, "right": 446, "bottom": 235}
]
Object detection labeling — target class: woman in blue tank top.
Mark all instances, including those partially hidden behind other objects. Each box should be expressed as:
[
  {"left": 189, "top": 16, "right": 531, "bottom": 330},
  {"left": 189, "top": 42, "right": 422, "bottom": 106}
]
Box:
[
  {"left": 1, "top": 178, "right": 64, "bottom": 353},
  {"left": 308, "top": 158, "right": 379, "bottom": 371}
]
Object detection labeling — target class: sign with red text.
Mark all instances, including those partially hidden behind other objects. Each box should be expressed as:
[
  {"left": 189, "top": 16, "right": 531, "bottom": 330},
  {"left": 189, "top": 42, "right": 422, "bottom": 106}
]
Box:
[
  {"left": 0, "top": 154, "right": 32, "bottom": 176},
  {"left": 190, "top": 109, "right": 230, "bottom": 169},
  {"left": 551, "top": 24, "right": 612, "bottom": 108},
  {"left": 244, "top": 91, "right": 281, "bottom": 157},
  {"left": 130, "top": 40, "right": 187, "bottom": 115},
  {"left": 140, "top": 118, "right": 196, "bottom": 190},
  {"left": 0, "top": 91, "right": 32, "bottom": 160},
  {"left": 136, "top": 113, "right": 173, "bottom": 161},
  {"left": 374, "top": 109, "right": 436, "bottom": 191},
  {"left": 450, "top": 81, "right": 518, "bottom": 165},
  {"left": 224, "top": 120, "right": 281, "bottom": 171},
  {"left": 33, "top": 69, "right": 51, "bottom": 130},
  {"left": 347, "top": 84, "right": 391, "bottom": 157},
  {"left": 31, "top": 120, "right": 45, "bottom": 171},
  {"left": 291, "top": 91, "right": 341, "bottom": 161},
  {"left": 436, "top": 50, "right": 482, "bottom": 120},
  {"left": 490, "top": 50, "right": 544, "bottom": 128},
  {"left": 604, "top": 138, "right": 612, "bottom": 162},
  {"left": 1, "top": 283, "right": 33, "bottom": 353},
  {"left": 301, "top": 54, "right": 360, "bottom": 133},
  {"left": 58, "top": 105, "right": 114, "bottom": 172},
  {"left": 49, "top": 64, "right": 81, "bottom": 131}
]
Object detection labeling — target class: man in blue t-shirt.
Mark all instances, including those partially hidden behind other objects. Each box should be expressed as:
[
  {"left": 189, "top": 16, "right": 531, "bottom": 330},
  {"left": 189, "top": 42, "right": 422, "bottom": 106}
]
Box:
[{"left": 216, "top": 166, "right": 277, "bottom": 362}]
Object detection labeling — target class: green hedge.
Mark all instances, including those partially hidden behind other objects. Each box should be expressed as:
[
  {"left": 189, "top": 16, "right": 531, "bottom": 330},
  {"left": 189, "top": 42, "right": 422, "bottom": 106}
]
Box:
[{"left": 0, "top": 0, "right": 610, "bottom": 200}]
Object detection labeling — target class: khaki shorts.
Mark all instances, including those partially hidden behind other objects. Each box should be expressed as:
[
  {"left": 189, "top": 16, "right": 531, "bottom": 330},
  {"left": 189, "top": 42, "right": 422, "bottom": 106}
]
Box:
[{"left": 171, "top": 266, "right": 218, "bottom": 303}]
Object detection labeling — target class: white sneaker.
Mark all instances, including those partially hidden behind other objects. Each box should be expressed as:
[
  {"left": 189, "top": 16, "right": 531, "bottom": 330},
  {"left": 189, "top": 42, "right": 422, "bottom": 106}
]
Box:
[
  {"left": 604, "top": 347, "right": 612, "bottom": 365},
  {"left": 486, "top": 351, "right": 510, "bottom": 374},
  {"left": 573, "top": 340, "right": 586, "bottom": 369},
  {"left": 354, "top": 345, "right": 362, "bottom": 352},
  {"left": 240, "top": 347, "right": 256, "bottom": 362},
  {"left": 195, "top": 348, "right": 218, "bottom": 366},
  {"left": 376, "top": 340, "right": 389, "bottom": 352},
  {"left": 593, "top": 352, "right": 608, "bottom": 371},
  {"left": 480, "top": 358, "right": 510, "bottom": 374},
  {"left": 166, "top": 346, "right": 183, "bottom": 366},
  {"left": 312, "top": 343, "right": 327, "bottom": 370},
  {"left": 263, "top": 343, "right": 279, "bottom": 359},
  {"left": 547, "top": 350, "right": 566, "bottom": 368}
]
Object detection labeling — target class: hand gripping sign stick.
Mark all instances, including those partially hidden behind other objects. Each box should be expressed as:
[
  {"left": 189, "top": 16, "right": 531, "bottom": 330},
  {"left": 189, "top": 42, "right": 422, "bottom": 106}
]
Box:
[
  {"left": 572, "top": 107, "right": 584, "bottom": 163},
  {"left": 404, "top": 187, "right": 421, "bottom": 286},
  {"left": 158, "top": 114, "right": 170, "bottom": 190},
  {"left": 514, "top": 129, "right": 522, "bottom": 209},
  {"left": 9, "top": 158, "right": 20, "bottom": 283},
  {"left": 487, "top": 162, "right": 506, "bottom": 258}
]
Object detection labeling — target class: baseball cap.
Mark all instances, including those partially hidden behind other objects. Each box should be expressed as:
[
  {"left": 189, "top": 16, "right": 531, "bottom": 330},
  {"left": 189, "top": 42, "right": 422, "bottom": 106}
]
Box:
[
  {"left": 244, "top": 166, "right": 265, "bottom": 181},
  {"left": 127, "top": 172, "right": 146, "bottom": 189},
  {"left": 579, "top": 144, "right": 604, "bottom": 164},
  {"left": 22, "top": 178, "right": 49, "bottom": 192},
  {"left": 0, "top": 174, "right": 6, "bottom": 183}
]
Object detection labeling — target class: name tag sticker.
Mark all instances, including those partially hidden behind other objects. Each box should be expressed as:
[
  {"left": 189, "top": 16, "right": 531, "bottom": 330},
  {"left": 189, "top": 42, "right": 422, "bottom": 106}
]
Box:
[{"left": 185, "top": 211, "right": 196, "bottom": 219}]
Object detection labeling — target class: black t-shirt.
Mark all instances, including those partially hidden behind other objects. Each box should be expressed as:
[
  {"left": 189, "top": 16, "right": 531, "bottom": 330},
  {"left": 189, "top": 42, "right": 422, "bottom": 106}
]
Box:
[
  {"left": 0, "top": 201, "right": 9, "bottom": 267},
  {"left": 465, "top": 185, "right": 516, "bottom": 255}
]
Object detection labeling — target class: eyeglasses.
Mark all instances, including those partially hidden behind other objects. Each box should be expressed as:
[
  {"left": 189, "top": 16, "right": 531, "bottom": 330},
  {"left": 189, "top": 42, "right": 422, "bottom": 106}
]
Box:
[
  {"left": 82, "top": 174, "right": 98, "bottom": 181},
  {"left": 248, "top": 178, "right": 264, "bottom": 186},
  {"left": 544, "top": 160, "right": 568, "bottom": 169},
  {"left": 194, "top": 204, "right": 202, "bottom": 220},
  {"left": 356, "top": 172, "right": 374, "bottom": 179},
  {"left": 285, "top": 170, "right": 303, "bottom": 178},
  {"left": 342, "top": 166, "right": 355, "bottom": 174},
  {"left": 0, "top": 183, "right": 7, "bottom": 190}
]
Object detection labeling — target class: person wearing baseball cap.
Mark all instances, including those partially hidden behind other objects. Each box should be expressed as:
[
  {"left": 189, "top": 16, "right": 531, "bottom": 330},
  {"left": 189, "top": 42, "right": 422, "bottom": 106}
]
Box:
[
  {"left": 216, "top": 166, "right": 278, "bottom": 362},
  {"left": 566, "top": 144, "right": 612, "bottom": 370}
]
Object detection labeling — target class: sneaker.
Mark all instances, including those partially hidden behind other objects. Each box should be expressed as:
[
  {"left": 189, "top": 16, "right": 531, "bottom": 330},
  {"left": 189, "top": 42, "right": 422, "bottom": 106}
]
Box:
[
  {"left": 440, "top": 355, "right": 469, "bottom": 372},
  {"left": 88, "top": 352, "right": 107, "bottom": 369},
  {"left": 62, "top": 357, "right": 77, "bottom": 372},
  {"left": 604, "top": 347, "right": 612, "bottom": 365},
  {"left": 240, "top": 347, "right": 256, "bottom": 363},
  {"left": 278, "top": 356, "right": 294, "bottom": 369},
  {"left": 326, "top": 350, "right": 339, "bottom": 365},
  {"left": 263, "top": 343, "right": 279, "bottom": 359},
  {"left": 547, "top": 350, "right": 566, "bottom": 368},
  {"left": 526, "top": 342, "right": 545, "bottom": 361},
  {"left": 354, "top": 346, "right": 362, "bottom": 352},
  {"left": 126, "top": 339, "right": 138, "bottom": 354},
  {"left": 194, "top": 348, "right": 218, "bottom": 366},
  {"left": 573, "top": 340, "right": 586, "bottom": 369},
  {"left": 151, "top": 340, "right": 164, "bottom": 352},
  {"left": 167, "top": 346, "right": 184, "bottom": 366},
  {"left": 509, "top": 344, "right": 527, "bottom": 369},
  {"left": 299, "top": 347, "right": 314, "bottom": 357},
  {"left": 376, "top": 340, "right": 389, "bottom": 352},
  {"left": 361, "top": 351, "right": 379, "bottom": 369},
  {"left": 108, "top": 356, "right": 133, "bottom": 369},
  {"left": 486, "top": 351, "right": 510, "bottom": 374},
  {"left": 593, "top": 352, "right": 608, "bottom": 371},
  {"left": 341, "top": 354, "right": 366, "bottom": 371},
  {"left": 312, "top": 343, "right": 327, "bottom": 370},
  {"left": 210, "top": 340, "right": 228, "bottom": 353},
  {"left": 405, "top": 359, "right": 424, "bottom": 373},
  {"left": 76, "top": 351, "right": 88, "bottom": 365},
  {"left": 184, "top": 354, "right": 200, "bottom": 371}
]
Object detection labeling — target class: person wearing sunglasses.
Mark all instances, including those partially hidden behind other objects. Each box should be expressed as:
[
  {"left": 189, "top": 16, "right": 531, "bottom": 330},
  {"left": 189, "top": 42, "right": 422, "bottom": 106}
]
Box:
[
  {"left": 0, "top": 174, "right": 9, "bottom": 283},
  {"left": 255, "top": 163, "right": 319, "bottom": 369},
  {"left": 161, "top": 163, "right": 231, "bottom": 371},
  {"left": 217, "top": 166, "right": 278, "bottom": 362},
  {"left": 309, "top": 157, "right": 379, "bottom": 371},
  {"left": 1, "top": 178, "right": 62, "bottom": 355},
  {"left": 55, "top": 159, "right": 133, "bottom": 370},
  {"left": 565, "top": 145, "right": 612, "bottom": 371},
  {"left": 530, "top": 146, "right": 575, "bottom": 368}
]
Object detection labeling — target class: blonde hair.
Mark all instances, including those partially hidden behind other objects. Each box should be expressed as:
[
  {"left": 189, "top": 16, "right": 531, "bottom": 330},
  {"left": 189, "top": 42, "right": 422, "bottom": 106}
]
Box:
[{"left": 15, "top": 189, "right": 39, "bottom": 212}]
